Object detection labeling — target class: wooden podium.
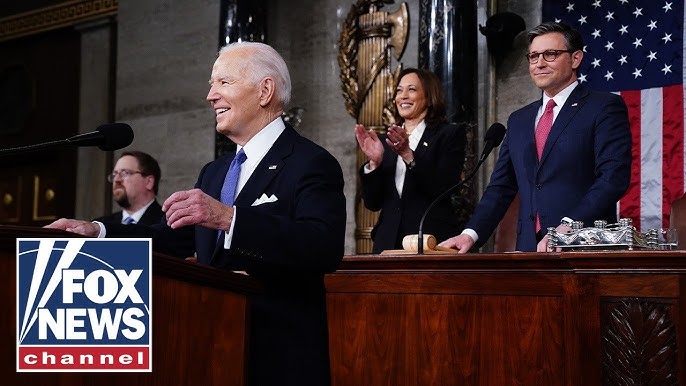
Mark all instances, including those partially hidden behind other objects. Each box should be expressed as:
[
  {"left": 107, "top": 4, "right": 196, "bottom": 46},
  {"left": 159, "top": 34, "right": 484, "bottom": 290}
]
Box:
[
  {"left": 1, "top": 225, "right": 261, "bottom": 386},
  {"left": 326, "top": 252, "right": 686, "bottom": 386}
]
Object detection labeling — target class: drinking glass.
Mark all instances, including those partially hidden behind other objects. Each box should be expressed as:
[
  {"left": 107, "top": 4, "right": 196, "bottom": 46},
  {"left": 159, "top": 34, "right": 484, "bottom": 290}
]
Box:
[{"left": 658, "top": 228, "right": 679, "bottom": 250}]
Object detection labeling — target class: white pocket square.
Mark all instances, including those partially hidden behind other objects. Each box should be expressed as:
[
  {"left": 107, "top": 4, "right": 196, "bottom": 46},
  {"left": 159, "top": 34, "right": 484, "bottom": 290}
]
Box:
[{"left": 252, "top": 194, "right": 278, "bottom": 206}]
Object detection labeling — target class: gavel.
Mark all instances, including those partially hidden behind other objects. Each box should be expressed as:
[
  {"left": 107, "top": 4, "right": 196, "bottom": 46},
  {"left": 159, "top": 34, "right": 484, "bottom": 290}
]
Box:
[{"left": 402, "top": 234, "right": 454, "bottom": 253}]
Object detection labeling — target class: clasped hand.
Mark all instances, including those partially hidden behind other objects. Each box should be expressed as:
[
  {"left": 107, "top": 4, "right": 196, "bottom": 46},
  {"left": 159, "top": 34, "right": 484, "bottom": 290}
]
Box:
[{"left": 354, "top": 124, "right": 412, "bottom": 170}]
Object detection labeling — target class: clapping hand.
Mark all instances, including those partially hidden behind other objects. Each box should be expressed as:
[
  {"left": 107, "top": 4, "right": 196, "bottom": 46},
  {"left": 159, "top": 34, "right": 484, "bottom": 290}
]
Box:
[{"left": 354, "top": 124, "right": 384, "bottom": 170}]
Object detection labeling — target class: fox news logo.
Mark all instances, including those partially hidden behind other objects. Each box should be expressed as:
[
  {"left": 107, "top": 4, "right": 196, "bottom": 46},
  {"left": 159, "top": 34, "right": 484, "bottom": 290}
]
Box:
[{"left": 16, "top": 238, "right": 152, "bottom": 372}]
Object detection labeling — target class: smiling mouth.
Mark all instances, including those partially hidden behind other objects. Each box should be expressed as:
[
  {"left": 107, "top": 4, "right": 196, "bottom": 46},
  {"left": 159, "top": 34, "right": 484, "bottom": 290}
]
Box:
[{"left": 216, "top": 108, "right": 229, "bottom": 115}]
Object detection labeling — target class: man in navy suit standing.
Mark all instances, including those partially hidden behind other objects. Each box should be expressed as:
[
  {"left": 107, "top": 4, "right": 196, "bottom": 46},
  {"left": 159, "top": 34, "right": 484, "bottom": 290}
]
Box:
[
  {"left": 440, "top": 21, "right": 631, "bottom": 252},
  {"left": 48, "top": 42, "right": 346, "bottom": 386}
]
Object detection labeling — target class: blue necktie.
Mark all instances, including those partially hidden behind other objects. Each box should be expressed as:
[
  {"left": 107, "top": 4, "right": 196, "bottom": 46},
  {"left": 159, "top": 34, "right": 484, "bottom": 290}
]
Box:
[
  {"left": 218, "top": 149, "right": 247, "bottom": 240},
  {"left": 123, "top": 216, "right": 135, "bottom": 224},
  {"left": 220, "top": 149, "right": 247, "bottom": 206}
]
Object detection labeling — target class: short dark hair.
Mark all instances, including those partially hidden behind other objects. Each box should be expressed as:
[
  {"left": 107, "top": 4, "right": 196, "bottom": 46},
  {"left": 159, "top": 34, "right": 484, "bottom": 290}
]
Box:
[
  {"left": 393, "top": 68, "right": 448, "bottom": 127},
  {"left": 120, "top": 150, "right": 161, "bottom": 195},
  {"left": 527, "top": 21, "right": 584, "bottom": 52}
]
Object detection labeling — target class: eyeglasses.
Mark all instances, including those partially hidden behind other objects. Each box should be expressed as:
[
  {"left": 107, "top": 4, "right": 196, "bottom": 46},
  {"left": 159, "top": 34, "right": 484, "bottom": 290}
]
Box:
[
  {"left": 525, "top": 49, "right": 574, "bottom": 64},
  {"left": 107, "top": 169, "right": 143, "bottom": 183}
]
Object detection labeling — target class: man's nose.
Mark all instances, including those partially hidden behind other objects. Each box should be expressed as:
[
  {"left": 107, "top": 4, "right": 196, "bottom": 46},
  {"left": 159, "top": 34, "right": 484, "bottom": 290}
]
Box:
[{"left": 207, "top": 85, "right": 219, "bottom": 101}]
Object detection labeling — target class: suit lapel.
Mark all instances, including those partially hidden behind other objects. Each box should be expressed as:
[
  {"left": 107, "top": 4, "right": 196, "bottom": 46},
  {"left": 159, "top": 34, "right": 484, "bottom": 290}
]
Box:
[
  {"left": 207, "top": 129, "right": 293, "bottom": 265},
  {"left": 522, "top": 102, "right": 541, "bottom": 183},
  {"left": 412, "top": 125, "right": 438, "bottom": 161},
  {"left": 539, "top": 85, "right": 588, "bottom": 165},
  {"left": 233, "top": 126, "right": 296, "bottom": 206}
]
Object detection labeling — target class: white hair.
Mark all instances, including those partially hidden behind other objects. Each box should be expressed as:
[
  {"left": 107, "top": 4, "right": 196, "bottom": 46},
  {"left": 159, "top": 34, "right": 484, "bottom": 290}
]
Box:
[{"left": 218, "top": 42, "right": 292, "bottom": 107}]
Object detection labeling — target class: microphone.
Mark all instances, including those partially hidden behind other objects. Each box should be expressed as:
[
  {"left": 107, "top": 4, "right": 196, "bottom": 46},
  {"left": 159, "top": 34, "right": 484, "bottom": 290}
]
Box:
[
  {"left": 416, "top": 122, "right": 506, "bottom": 254},
  {"left": 66, "top": 123, "right": 134, "bottom": 150},
  {"left": 0, "top": 123, "right": 134, "bottom": 157},
  {"left": 478, "top": 122, "right": 507, "bottom": 164}
]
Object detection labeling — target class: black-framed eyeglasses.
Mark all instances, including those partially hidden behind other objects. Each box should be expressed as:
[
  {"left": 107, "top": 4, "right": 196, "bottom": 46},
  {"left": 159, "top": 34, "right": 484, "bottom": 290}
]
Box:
[
  {"left": 525, "top": 49, "right": 574, "bottom": 64},
  {"left": 107, "top": 169, "right": 143, "bottom": 183}
]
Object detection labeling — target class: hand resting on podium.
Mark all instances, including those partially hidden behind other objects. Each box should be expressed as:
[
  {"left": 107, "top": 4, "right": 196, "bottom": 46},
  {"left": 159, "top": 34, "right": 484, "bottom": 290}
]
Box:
[{"left": 45, "top": 219, "right": 101, "bottom": 237}]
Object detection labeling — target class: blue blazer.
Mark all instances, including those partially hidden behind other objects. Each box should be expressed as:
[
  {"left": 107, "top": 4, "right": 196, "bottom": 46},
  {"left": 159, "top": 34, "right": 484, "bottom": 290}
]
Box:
[
  {"left": 360, "top": 122, "right": 467, "bottom": 253},
  {"left": 466, "top": 84, "right": 632, "bottom": 251},
  {"left": 106, "top": 124, "right": 346, "bottom": 386}
]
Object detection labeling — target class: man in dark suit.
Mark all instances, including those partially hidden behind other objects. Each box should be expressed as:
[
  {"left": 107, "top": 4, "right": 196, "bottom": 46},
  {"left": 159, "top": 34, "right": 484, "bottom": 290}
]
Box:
[
  {"left": 93, "top": 150, "right": 163, "bottom": 225},
  {"left": 48, "top": 42, "right": 346, "bottom": 386},
  {"left": 440, "top": 21, "right": 631, "bottom": 252}
]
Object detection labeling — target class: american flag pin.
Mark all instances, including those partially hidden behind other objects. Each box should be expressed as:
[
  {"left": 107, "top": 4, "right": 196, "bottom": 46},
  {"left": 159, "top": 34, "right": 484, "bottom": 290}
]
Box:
[
  {"left": 268, "top": 165, "right": 277, "bottom": 170},
  {"left": 423, "top": 142, "right": 428, "bottom": 146}
]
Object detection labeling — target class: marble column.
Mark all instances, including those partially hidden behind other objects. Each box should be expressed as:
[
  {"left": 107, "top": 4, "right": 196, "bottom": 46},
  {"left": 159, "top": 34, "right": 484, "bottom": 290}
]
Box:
[
  {"left": 74, "top": 19, "right": 116, "bottom": 220},
  {"left": 418, "top": 0, "right": 476, "bottom": 124},
  {"left": 418, "top": 0, "right": 477, "bottom": 230}
]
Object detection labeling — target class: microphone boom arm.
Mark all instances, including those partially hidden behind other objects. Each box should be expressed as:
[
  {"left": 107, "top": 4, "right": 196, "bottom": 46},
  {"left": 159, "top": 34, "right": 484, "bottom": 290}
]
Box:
[
  {"left": 0, "top": 139, "right": 70, "bottom": 158},
  {"left": 417, "top": 156, "right": 486, "bottom": 254},
  {"left": 416, "top": 122, "right": 506, "bottom": 254},
  {"left": 0, "top": 123, "right": 133, "bottom": 158}
]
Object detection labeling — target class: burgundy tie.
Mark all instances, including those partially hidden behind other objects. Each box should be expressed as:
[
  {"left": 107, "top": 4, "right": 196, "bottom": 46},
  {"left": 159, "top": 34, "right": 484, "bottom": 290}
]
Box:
[
  {"left": 535, "top": 99, "right": 556, "bottom": 232},
  {"left": 535, "top": 99, "right": 556, "bottom": 160}
]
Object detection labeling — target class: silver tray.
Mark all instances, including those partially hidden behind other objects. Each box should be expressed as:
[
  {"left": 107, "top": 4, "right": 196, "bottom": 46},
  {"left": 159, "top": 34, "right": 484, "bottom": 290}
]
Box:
[{"left": 547, "top": 218, "right": 677, "bottom": 251}]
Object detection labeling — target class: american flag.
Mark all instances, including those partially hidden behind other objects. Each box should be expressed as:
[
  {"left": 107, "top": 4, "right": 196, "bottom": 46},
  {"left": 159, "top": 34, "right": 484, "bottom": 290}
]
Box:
[{"left": 543, "top": 0, "right": 684, "bottom": 232}]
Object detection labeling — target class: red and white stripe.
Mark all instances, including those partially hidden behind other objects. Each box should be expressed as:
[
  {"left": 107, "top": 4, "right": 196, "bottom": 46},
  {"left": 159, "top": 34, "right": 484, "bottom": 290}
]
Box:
[{"left": 617, "top": 84, "right": 685, "bottom": 231}]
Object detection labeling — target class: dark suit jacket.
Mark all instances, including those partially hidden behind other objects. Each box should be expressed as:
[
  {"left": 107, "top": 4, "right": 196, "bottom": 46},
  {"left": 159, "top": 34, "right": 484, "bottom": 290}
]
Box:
[
  {"left": 104, "top": 124, "right": 346, "bottom": 386},
  {"left": 93, "top": 200, "right": 163, "bottom": 225},
  {"left": 466, "top": 84, "right": 632, "bottom": 251},
  {"left": 360, "top": 122, "right": 467, "bottom": 253}
]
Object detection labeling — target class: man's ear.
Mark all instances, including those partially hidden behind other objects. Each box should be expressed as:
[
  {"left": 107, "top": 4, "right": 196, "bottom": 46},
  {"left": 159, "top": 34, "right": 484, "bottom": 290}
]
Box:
[
  {"left": 259, "top": 77, "right": 276, "bottom": 107},
  {"left": 571, "top": 50, "right": 583, "bottom": 71},
  {"left": 145, "top": 175, "right": 155, "bottom": 192}
]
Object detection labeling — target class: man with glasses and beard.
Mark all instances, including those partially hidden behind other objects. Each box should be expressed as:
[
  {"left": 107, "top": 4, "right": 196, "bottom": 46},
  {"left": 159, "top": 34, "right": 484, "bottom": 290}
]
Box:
[{"left": 94, "top": 150, "right": 163, "bottom": 225}]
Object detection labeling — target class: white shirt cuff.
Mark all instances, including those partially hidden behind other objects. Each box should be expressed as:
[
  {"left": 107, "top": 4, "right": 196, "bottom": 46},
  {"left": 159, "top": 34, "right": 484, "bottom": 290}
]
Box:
[
  {"left": 461, "top": 228, "right": 478, "bottom": 243},
  {"left": 363, "top": 162, "right": 373, "bottom": 174},
  {"left": 92, "top": 221, "right": 106, "bottom": 238},
  {"left": 560, "top": 217, "right": 574, "bottom": 228},
  {"left": 222, "top": 207, "right": 238, "bottom": 249}
]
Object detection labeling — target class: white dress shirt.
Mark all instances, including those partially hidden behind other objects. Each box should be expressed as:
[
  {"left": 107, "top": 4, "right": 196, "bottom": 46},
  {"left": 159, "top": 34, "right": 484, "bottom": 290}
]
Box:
[{"left": 395, "top": 121, "right": 425, "bottom": 197}]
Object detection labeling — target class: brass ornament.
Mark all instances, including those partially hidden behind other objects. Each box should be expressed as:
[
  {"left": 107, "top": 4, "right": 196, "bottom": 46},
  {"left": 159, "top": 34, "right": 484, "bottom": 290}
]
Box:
[
  {"left": 0, "top": 0, "right": 118, "bottom": 42},
  {"left": 339, "top": 0, "right": 409, "bottom": 253},
  {"left": 338, "top": 0, "right": 408, "bottom": 129}
]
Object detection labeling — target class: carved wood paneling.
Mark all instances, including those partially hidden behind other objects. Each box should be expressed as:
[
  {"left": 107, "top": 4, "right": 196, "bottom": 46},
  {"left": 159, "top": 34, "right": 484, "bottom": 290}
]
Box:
[
  {"left": 328, "top": 253, "right": 686, "bottom": 386},
  {"left": 601, "top": 298, "right": 679, "bottom": 386}
]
